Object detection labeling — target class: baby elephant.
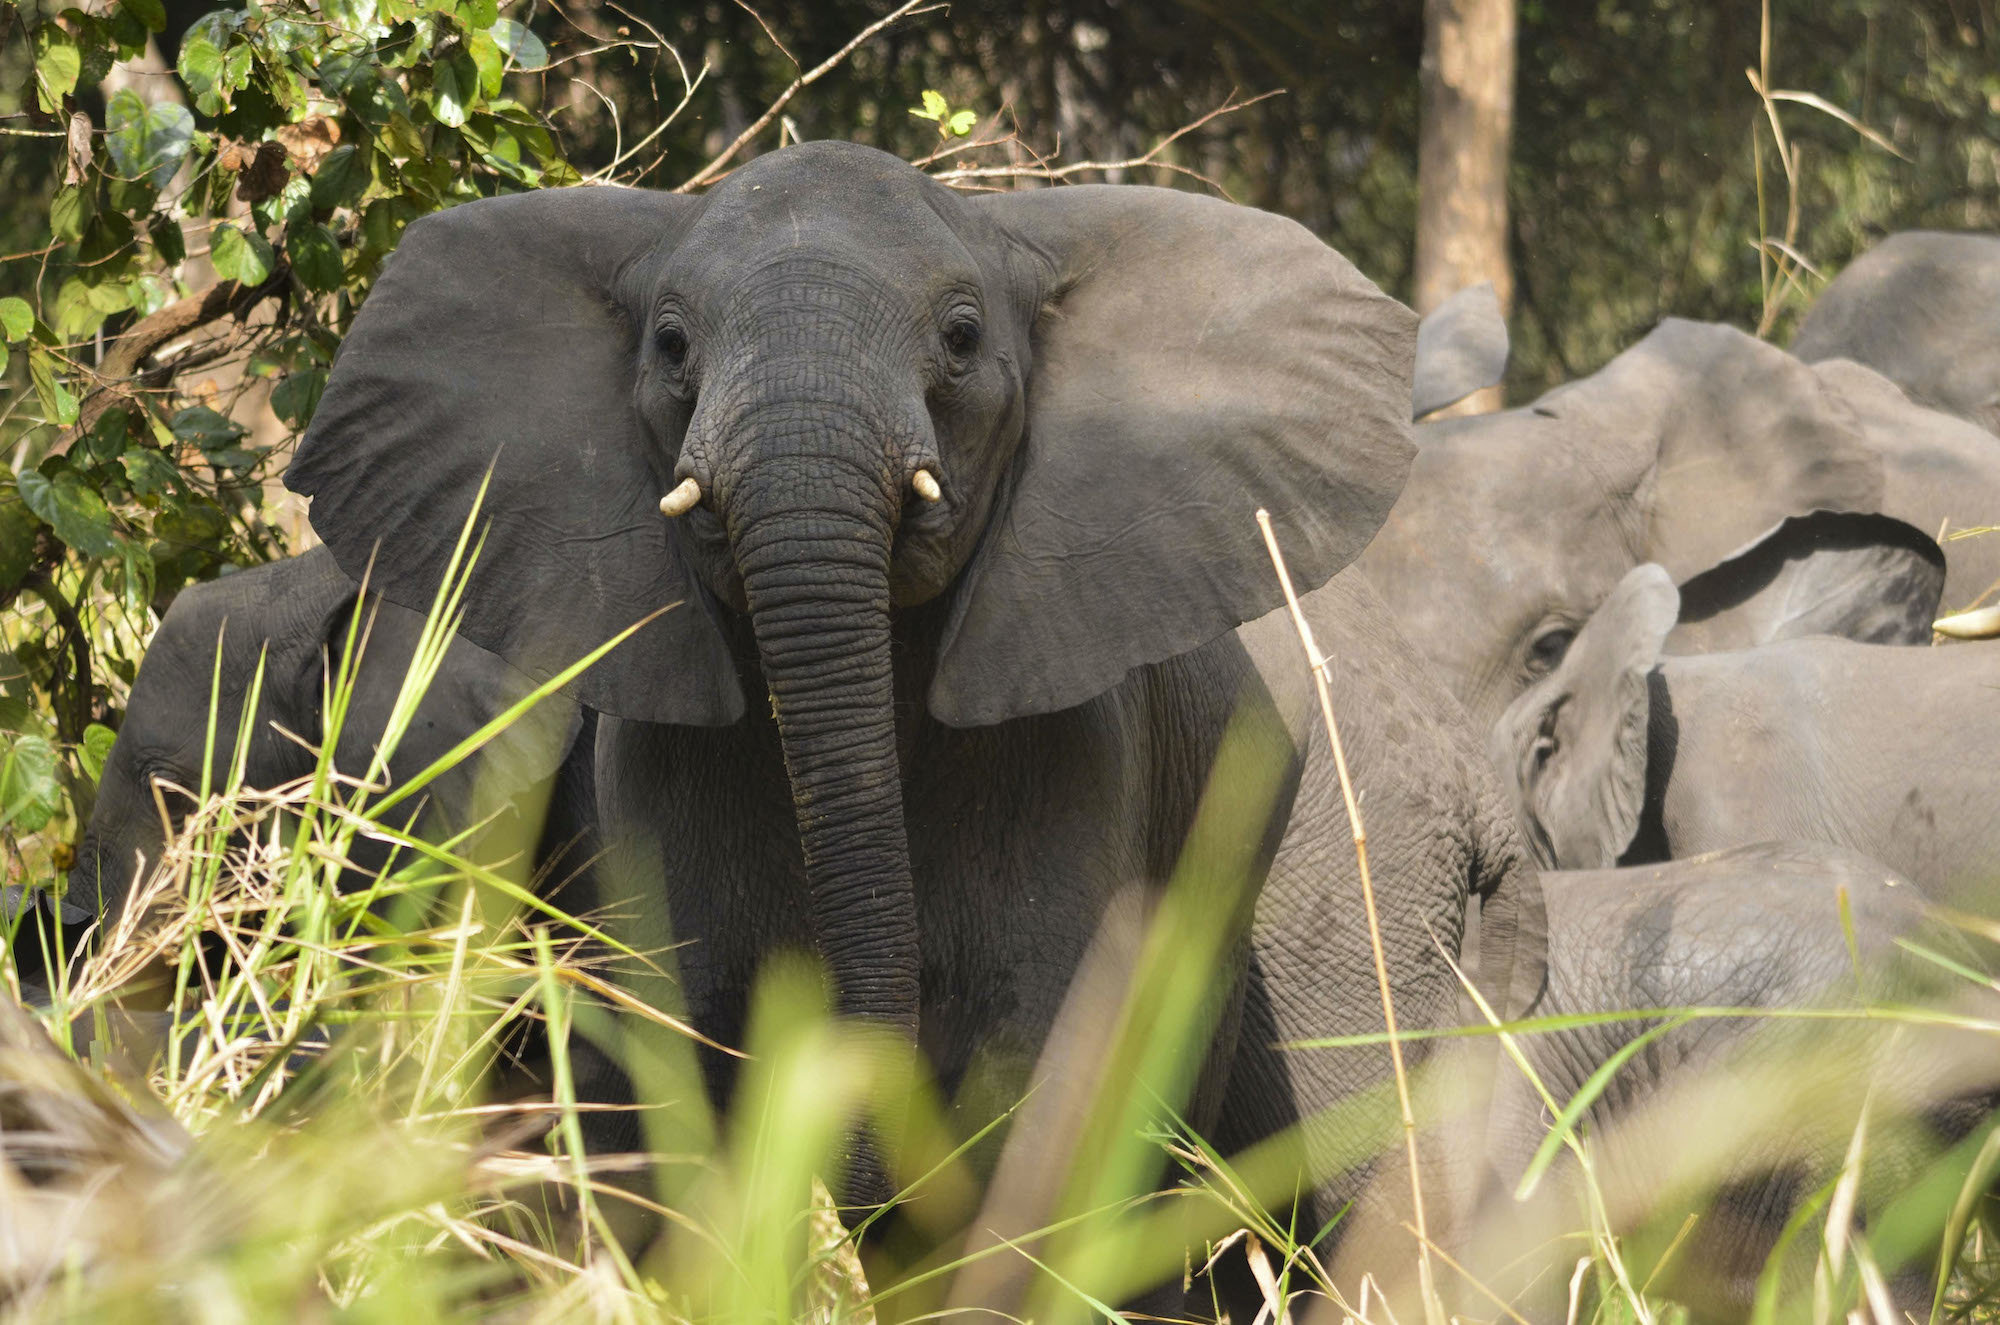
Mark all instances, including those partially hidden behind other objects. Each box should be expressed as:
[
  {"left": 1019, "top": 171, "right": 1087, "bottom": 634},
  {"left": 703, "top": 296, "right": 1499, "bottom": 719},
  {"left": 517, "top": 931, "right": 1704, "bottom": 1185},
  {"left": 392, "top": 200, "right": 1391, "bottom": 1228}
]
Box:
[
  {"left": 1472, "top": 841, "right": 1993, "bottom": 1322},
  {"left": 1490, "top": 561, "right": 2000, "bottom": 903},
  {"left": 72, "top": 546, "right": 587, "bottom": 930}
]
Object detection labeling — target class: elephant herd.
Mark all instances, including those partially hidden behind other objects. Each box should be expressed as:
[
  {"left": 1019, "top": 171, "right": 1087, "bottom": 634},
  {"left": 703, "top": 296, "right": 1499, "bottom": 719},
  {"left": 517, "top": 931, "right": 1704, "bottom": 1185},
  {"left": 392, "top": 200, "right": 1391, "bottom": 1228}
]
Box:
[{"left": 34, "top": 143, "right": 2000, "bottom": 1317}]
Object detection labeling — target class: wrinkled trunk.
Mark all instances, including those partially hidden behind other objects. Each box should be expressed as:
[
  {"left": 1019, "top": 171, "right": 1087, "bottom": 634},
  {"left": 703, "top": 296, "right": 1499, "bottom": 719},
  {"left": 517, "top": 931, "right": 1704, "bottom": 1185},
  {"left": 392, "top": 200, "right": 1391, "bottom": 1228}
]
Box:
[{"left": 734, "top": 496, "right": 921, "bottom": 1045}]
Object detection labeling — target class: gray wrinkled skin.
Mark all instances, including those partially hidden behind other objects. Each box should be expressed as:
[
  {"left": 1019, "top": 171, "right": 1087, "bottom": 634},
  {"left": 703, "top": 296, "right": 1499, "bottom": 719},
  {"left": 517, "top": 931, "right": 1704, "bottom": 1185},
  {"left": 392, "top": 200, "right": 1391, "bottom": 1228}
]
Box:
[
  {"left": 1793, "top": 230, "right": 2000, "bottom": 435},
  {"left": 1470, "top": 843, "right": 1994, "bottom": 1323},
  {"left": 1361, "top": 317, "right": 2000, "bottom": 732},
  {"left": 1493, "top": 562, "right": 2000, "bottom": 905}
]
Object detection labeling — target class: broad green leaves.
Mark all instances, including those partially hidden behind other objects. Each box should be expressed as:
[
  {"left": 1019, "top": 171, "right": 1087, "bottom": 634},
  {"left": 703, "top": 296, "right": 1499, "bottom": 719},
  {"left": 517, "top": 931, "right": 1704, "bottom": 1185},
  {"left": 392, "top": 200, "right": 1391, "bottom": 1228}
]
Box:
[
  {"left": 32, "top": 23, "right": 81, "bottom": 114},
  {"left": 106, "top": 91, "right": 196, "bottom": 188},
  {"left": 19, "top": 469, "right": 117, "bottom": 560},
  {"left": 910, "top": 88, "right": 979, "bottom": 137},
  {"left": 210, "top": 223, "right": 275, "bottom": 286},
  {"left": 0, "top": 736, "right": 62, "bottom": 833}
]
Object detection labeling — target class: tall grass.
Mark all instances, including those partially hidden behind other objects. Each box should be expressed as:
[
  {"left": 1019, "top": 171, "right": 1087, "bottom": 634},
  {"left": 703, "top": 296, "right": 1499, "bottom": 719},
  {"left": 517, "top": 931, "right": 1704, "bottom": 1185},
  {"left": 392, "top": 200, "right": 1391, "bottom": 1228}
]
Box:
[{"left": 3, "top": 508, "right": 2000, "bottom": 1323}]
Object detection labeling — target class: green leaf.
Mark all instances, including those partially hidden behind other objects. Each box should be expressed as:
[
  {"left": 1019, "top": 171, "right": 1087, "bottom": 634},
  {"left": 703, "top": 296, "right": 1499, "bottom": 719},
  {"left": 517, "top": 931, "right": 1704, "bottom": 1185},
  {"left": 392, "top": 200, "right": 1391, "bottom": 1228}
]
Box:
[
  {"left": 86, "top": 407, "right": 130, "bottom": 463},
  {"left": 177, "top": 36, "right": 224, "bottom": 105},
  {"left": 431, "top": 48, "right": 479, "bottom": 127},
  {"left": 79, "top": 723, "right": 118, "bottom": 785},
  {"left": 0, "top": 299, "right": 32, "bottom": 342},
  {"left": 309, "top": 145, "right": 368, "bottom": 212},
  {"left": 19, "top": 467, "right": 117, "bottom": 558},
  {"left": 210, "top": 223, "right": 274, "bottom": 286},
  {"left": 457, "top": 0, "right": 499, "bottom": 32},
  {"left": 0, "top": 483, "right": 39, "bottom": 594},
  {"left": 912, "top": 89, "right": 948, "bottom": 121},
  {"left": 489, "top": 18, "right": 545, "bottom": 69},
  {"left": 271, "top": 367, "right": 327, "bottom": 427},
  {"left": 169, "top": 405, "right": 247, "bottom": 450},
  {"left": 470, "top": 30, "right": 503, "bottom": 97},
  {"left": 106, "top": 88, "right": 195, "bottom": 188},
  {"left": 323, "top": 0, "right": 380, "bottom": 33},
  {"left": 33, "top": 23, "right": 81, "bottom": 113},
  {"left": 147, "top": 212, "right": 186, "bottom": 265},
  {"left": 50, "top": 186, "right": 92, "bottom": 243},
  {"left": 946, "top": 109, "right": 978, "bottom": 136},
  {"left": 114, "top": 539, "right": 154, "bottom": 617},
  {"left": 120, "top": 448, "right": 179, "bottom": 497},
  {"left": 287, "top": 224, "right": 343, "bottom": 293},
  {"left": 0, "top": 735, "right": 62, "bottom": 833},
  {"left": 26, "top": 349, "right": 80, "bottom": 427},
  {"left": 118, "top": 0, "right": 165, "bottom": 32}
]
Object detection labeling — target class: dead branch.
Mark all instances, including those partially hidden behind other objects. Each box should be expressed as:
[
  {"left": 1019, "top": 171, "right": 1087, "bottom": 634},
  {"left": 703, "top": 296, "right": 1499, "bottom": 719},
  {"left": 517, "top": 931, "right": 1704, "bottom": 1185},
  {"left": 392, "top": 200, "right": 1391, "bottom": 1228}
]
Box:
[
  {"left": 674, "top": 0, "right": 940, "bottom": 193},
  {"left": 51, "top": 267, "right": 290, "bottom": 455},
  {"left": 926, "top": 89, "right": 1281, "bottom": 198}
]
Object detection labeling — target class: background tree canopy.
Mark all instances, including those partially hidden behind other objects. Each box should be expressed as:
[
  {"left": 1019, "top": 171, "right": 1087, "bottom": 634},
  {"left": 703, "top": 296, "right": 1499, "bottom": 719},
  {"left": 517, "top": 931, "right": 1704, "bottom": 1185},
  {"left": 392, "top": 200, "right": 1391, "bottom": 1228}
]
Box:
[{"left": 0, "top": 0, "right": 1995, "bottom": 868}]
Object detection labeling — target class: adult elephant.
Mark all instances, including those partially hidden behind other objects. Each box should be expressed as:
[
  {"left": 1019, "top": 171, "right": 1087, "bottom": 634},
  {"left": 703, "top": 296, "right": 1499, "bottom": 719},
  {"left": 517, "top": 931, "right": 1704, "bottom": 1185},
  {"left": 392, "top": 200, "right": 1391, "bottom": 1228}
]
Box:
[
  {"left": 1359, "top": 317, "right": 2000, "bottom": 731},
  {"left": 1473, "top": 842, "right": 1993, "bottom": 1322},
  {"left": 1487, "top": 562, "right": 2000, "bottom": 903},
  {"left": 287, "top": 143, "right": 1541, "bottom": 1308},
  {"left": 1793, "top": 230, "right": 2000, "bottom": 435}
]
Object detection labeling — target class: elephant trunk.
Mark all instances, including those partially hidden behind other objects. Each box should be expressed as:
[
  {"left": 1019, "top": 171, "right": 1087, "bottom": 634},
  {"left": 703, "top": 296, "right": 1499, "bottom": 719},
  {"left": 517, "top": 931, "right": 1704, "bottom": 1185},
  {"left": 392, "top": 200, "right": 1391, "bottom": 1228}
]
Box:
[{"left": 733, "top": 497, "right": 921, "bottom": 1043}]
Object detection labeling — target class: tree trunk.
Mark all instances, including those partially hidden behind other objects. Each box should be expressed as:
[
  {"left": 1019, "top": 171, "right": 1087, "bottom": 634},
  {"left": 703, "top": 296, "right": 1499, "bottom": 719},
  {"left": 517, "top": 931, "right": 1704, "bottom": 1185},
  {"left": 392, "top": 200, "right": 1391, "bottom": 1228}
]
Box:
[{"left": 1414, "top": 0, "right": 1517, "bottom": 415}]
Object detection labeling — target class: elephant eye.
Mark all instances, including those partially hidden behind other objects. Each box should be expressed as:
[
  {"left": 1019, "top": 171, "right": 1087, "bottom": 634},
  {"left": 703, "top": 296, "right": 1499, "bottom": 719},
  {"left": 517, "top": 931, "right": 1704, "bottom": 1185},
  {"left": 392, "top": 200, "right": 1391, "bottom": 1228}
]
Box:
[
  {"left": 1525, "top": 626, "right": 1575, "bottom": 676},
  {"left": 943, "top": 314, "right": 981, "bottom": 359},
  {"left": 656, "top": 323, "right": 689, "bottom": 367}
]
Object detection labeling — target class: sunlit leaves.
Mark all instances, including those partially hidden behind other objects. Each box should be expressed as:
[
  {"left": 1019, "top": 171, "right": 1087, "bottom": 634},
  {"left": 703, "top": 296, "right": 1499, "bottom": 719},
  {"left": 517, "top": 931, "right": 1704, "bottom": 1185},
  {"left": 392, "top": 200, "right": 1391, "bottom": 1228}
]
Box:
[
  {"left": 19, "top": 468, "right": 117, "bottom": 560},
  {"left": 490, "top": 18, "right": 546, "bottom": 70},
  {"left": 32, "top": 23, "right": 81, "bottom": 113},
  {"left": 210, "top": 223, "right": 274, "bottom": 286},
  {"left": 0, "top": 736, "right": 62, "bottom": 833},
  {"left": 106, "top": 91, "right": 196, "bottom": 188}
]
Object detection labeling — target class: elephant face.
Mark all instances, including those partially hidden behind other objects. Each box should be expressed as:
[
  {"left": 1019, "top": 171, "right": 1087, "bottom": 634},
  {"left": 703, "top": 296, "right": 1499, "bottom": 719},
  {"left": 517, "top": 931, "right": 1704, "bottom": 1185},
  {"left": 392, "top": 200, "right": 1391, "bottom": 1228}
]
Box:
[
  {"left": 287, "top": 142, "right": 1419, "bottom": 1061},
  {"left": 1487, "top": 563, "right": 1679, "bottom": 870},
  {"left": 1361, "top": 318, "right": 1889, "bottom": 730},
  {"left": 1792, "top": 230, "right": 2000, "bottom": 436}
]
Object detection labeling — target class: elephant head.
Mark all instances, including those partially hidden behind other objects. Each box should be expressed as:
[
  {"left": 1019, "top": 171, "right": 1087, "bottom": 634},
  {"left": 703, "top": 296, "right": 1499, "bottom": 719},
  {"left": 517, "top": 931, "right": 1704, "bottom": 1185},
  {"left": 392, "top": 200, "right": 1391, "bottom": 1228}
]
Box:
[
  {"left": 1792, "top": 230, "right": 2000, "bottom": 436},
  {"left": 286, "top": 143, "right": 1417, "bottom": 1055},
  {"left": 1486, "top": 563, "right": 1680, "bottom": 871},
  {"left": 1411, "top": 281, "right": 1509, "bottom": 420},
  {"left": 74, "top": 548, "right": 575, "bottom": 927},
  {"left": 1359, "top": 317, "right": 1889, "bottom": 729}
]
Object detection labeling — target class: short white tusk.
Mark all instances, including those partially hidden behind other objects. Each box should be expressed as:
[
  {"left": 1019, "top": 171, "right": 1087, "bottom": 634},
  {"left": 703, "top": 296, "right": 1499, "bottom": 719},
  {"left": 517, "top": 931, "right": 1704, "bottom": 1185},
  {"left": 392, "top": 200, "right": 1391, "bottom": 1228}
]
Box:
[
  {"left": 658, "top": 477, "right": 701, "bottom": 517},
  {"left": 912, "top": 469, "right": 942, "bottom": 503},
  {"left": 1933, "top": 603, "right": 2000, "bottom": 639}
]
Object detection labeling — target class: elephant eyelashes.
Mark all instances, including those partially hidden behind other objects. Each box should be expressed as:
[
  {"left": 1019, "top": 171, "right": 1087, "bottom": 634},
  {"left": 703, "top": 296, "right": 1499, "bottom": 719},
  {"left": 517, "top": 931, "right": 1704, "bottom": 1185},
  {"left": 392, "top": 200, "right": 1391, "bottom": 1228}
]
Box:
[
  {"left": 1526, "top": 626, "right": 1575, "bottom": 675},
  {"left": 655, "top": 323, "right": 689, "bottom": 367},
  {"left": 942, "top": 315, "right": 981, "bottom": 359}
]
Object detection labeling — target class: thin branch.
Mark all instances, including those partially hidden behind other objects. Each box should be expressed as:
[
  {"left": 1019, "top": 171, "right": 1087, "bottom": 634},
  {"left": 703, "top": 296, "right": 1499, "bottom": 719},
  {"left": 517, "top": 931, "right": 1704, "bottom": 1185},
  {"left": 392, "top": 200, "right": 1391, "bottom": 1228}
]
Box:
[
  {"left": 928, "top": 90, "right": 1281, "bottom": 198},
  {"left": 674, "top": 0, "right": 939, "bottom": 193},
  {"left": 730, "top": 0, "right": 797, "bottom": 68}
]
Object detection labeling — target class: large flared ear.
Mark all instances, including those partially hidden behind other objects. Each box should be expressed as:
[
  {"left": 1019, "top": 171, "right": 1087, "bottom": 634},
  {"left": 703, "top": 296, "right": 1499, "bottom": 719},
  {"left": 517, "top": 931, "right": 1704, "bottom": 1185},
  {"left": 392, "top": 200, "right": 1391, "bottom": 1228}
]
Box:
[
  {"left": 287, "top": 188, "right": 742, "bottom": 728},
  {"left": 1577, "top": 319, "right": 1885, "bottom": 581},
  {"left": 1669, "top": 511, "right": 1944, "bottom": 652},
  {"left": 1412, "top": 282, "right": 1509, "bottom": 420},
  {"left": 932, "top": 185, "right": 1418, "bottom": 726},
  {"left": 1793, "top": 231, "right": 2000, "bottom": 434},
  {"left": 1489, "top": 564, "right": 1677, "bottom": 870}
]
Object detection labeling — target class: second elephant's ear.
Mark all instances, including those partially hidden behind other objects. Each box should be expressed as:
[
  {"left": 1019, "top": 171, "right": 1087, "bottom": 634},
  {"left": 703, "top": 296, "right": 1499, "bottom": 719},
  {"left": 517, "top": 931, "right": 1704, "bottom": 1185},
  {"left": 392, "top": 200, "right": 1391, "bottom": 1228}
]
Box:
[
  {"left": 936, "top": 185, "right": 1418, "bottom": 726},
  {"left": 287, "top": 188, "right": 741, "bottom": 728},
  {"left": 1412, "top": 282, "right": 1509, "bottom": 420},
  {"left": 1490, "top": 564, "right": 1678, "bottom": 870},
  {"left": 1669, "top": 512, "right": 1945, "bottom": 652},
  {"left": 1586, "top": 319, "right": 1886, "bottom": 581}
]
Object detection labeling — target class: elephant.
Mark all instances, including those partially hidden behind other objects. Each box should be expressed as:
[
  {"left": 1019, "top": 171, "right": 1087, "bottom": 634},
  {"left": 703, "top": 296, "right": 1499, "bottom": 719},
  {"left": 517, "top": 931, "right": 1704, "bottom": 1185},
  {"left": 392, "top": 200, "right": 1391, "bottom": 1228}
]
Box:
[
  {"left": 1358, "top": 316, "right": 2000, "bottom": 732},
  {"left": 1793, "top": 229, "right": 2000, "bottom": 435},
  {"left": 283, "top": 141, "right": 1543, "bottom": 1310},
  {"left": 1472, "top": 841, "right": 1995, "bottom": 1322},
  {"left": 72, "top": 546, "right": 587, "bottom": 938},
  {"left": 1487, "top": 560, "right": 2000, "bottom": 904},
  {"left": 1411, "top": 281, "right": 1509, "bottom": 420}
]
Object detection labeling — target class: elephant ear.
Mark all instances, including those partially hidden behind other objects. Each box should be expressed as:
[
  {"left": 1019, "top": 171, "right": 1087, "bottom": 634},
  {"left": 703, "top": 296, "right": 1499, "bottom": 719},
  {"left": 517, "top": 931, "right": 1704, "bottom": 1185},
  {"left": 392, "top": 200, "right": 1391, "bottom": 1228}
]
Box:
[
  {"left": 1669, "top": 512, "right": 1944, "bottom": 652},
  {"left": 287, "top": 188, "right": 741, "bottom": 728},
  {"left": 935, "top": 185, "right": 1417, "bottom": 726},
  {"left": 1583, "top": 319, "right": 1885, "bottom": 581},
  {"left": 1412, "top": 282, "right": 1509, "bottom": 420},
  {"left": 1489, "top": 564, "right": 1677, "bottom": 870}
]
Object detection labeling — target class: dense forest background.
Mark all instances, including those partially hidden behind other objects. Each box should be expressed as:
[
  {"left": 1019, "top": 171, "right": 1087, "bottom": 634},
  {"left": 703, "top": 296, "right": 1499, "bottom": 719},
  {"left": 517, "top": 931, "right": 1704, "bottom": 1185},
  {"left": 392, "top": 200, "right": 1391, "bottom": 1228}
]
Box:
[{"left": 7, "top": 0, "right": 1997, "bottom": 392}]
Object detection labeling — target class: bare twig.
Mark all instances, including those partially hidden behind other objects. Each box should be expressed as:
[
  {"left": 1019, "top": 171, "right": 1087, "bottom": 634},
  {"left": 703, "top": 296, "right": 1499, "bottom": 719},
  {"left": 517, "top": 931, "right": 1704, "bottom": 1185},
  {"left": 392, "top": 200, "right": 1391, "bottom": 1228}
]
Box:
[
  {"left": 674, "top": 0, "right": 939, "bottom": 193},
  {"left": 927, "top": 90, "right": 1280, "bottom": 198},
  {"left": 1256, "top": 508, "right": 1441, "bottom": 1324}
]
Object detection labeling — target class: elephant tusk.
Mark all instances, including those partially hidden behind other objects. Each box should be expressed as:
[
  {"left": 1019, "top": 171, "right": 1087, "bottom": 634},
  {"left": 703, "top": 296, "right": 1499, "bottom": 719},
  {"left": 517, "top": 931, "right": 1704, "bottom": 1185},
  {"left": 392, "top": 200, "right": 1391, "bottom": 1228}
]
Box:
[
  {"left": 658, "top": 477, "right": 702, "bottom": 517},
  {"left": 911, "top": 469, "right": 943, "bottom": 503},
  {"left": 1933, "top": 603, "right": 2000, "bottom": 639}
]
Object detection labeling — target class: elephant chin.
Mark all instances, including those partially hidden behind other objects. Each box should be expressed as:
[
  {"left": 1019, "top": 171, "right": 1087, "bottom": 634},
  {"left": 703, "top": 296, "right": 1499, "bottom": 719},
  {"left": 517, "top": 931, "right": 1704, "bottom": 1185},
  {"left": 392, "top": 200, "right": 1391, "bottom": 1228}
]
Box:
[{"left": 732, "top": 495, "right": 921, "bottom": 1201}]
